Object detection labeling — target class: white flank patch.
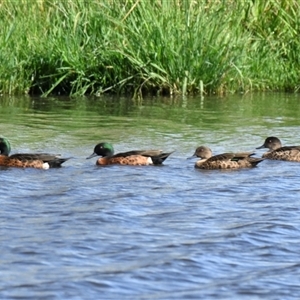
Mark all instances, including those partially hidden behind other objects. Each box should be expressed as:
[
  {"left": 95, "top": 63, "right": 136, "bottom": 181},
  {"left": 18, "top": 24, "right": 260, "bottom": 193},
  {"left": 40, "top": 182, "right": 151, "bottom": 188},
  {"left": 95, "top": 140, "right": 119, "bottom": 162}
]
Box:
[
  {"left": 42, "top": 163, "right": 50, "bottom": 170},
  {"left": 147, "top": 157, "right": 153, "bottom": 165}
]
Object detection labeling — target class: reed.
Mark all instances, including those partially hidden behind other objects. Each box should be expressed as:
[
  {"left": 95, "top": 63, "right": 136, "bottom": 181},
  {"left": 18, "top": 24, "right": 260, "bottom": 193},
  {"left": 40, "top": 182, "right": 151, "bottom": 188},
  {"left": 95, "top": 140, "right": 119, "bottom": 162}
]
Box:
[{"left": 0, "top": 0, "right": 299, "bottom": 97}]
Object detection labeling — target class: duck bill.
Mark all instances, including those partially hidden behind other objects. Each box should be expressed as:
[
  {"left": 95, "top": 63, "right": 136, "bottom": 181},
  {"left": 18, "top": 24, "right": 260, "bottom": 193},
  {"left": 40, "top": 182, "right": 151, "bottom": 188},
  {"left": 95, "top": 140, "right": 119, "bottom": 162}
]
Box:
[
  {"left": 86, "top": 152, "right": 98, "bottom": 159},
  {"left": 256, "top": 144, "right": 265, "bottom": 150},
  {"left": 187, "top": 154, "right": 197, "bottom": 160}
]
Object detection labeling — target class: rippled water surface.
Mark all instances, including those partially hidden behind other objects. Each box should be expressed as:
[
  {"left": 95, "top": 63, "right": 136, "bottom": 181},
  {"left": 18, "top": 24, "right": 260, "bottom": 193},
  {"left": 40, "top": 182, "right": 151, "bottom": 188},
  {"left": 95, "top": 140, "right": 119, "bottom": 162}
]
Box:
[{"left": 1, "top": 94, "right": 300, "bottom": 299}]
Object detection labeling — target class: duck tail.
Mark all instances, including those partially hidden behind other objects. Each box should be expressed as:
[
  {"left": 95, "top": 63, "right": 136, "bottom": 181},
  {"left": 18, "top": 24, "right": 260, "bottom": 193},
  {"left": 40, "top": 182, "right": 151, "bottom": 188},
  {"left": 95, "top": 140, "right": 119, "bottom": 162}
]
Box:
[
  {"left": 151, "top": 152, "right": 174, "bottom": 165},
  {"left": 48, "top": 157, "right": 71, "bottom": 168},
  {"left": 249, "top": 157, "right": 264, "bottom": 167}
]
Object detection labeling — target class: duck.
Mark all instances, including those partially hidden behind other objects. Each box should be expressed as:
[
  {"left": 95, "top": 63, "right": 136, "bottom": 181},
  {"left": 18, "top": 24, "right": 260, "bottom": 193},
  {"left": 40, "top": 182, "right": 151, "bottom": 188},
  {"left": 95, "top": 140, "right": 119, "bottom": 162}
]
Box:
[
  {"left": 256, "top": 136, "right": 300, "bottom": 161},
  {"left": 0, "top": 137, "right": 70, "bottom": 169},
  {"left": 189, "top": 146, "right": 264, "bottom": 169},
  {"left": 86, "top": 142, "right": 173, "bottom": 165}
]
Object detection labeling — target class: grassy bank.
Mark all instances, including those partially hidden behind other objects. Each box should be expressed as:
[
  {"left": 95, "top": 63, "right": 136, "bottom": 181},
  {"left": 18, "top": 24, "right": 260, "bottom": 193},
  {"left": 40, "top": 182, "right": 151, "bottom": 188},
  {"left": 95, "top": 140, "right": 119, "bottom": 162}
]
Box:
[{"left": 0, "top": 0, "right": 299, "bottom": 97}]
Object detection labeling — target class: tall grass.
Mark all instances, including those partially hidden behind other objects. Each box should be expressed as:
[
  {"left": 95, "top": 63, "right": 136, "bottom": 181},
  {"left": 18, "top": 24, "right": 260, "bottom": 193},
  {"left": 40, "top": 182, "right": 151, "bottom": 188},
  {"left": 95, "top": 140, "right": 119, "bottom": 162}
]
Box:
[{"left": 0, "top": 0, "right": 299, "bottom": 97}]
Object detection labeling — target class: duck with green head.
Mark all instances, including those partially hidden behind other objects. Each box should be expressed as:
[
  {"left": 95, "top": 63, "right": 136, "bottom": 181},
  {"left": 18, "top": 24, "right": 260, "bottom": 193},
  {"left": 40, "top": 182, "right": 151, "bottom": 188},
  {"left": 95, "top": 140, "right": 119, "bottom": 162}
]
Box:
[
  {"left": 87, "top": 142, "right": 173, "bottom": 165},
  {"left": 0, "top": 137, "right": 70, "bottom": 169},
  {"left": 189, "top": 146, "right": 264, "bottom": 169},
  {"left": 256, "top": 136, "right": 300, "bottom": 161}
]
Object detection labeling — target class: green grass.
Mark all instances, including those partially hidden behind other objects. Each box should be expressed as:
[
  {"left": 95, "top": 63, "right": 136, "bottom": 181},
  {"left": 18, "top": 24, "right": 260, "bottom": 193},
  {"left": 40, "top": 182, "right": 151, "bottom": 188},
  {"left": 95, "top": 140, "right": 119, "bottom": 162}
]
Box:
[{"left": 0, "top": 0, "right": 300, "bottom": 97}]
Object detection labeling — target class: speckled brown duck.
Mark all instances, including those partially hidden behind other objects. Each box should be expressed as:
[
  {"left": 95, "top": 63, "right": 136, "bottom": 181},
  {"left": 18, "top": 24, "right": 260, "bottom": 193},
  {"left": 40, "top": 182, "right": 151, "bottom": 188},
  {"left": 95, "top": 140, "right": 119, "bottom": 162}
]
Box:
[
  {"left": 189, "top": 146, "right": 264, "bottom": 170},
  {"left": 256, "top": 136, "right": 300, "bottom": 161},
  {"left": 0, "top": 137, "right": 70, "bottom": 169},
  {"left": 87, "top": 142, "right": 173, "bottom": 166}
]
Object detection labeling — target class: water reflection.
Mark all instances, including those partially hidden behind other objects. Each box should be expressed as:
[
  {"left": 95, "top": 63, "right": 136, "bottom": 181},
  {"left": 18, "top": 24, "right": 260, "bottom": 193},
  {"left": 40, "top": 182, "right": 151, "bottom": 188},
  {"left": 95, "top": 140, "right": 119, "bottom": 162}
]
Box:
[{"left": 2, "top": 93, "right": 300, "bottom": 122}]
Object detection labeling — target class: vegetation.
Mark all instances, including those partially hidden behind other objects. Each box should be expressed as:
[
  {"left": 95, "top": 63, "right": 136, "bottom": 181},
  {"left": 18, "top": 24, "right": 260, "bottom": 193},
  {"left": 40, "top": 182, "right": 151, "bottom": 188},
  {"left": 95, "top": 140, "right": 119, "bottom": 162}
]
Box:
[{"left": 0, "top": 0, "right": 299, "bottom": 97}]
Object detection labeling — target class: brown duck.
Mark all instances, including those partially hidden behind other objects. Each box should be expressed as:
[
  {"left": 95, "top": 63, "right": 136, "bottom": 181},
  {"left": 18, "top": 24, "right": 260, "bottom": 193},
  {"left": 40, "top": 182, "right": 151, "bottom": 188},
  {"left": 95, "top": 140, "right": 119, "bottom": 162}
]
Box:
[
  {"left": 189, "top": 146, "right": 264, "bottom": 169},
  {"left": 256, "top": 136, "right": 300, "bottom": 161},
  {"left": 0, "top": 137, "right": 70, "bottom": 169},
  {"left": 87, "top": 142, "right": 173, "bottom": 166}
]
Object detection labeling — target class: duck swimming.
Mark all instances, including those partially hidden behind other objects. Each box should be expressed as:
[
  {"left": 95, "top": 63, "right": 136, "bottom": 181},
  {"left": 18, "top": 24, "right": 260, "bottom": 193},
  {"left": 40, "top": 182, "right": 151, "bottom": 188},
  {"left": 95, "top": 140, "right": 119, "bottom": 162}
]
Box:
[
  {"left": 189, "top": 146, "right": 264, "bottom": 169},
  {"left": 256, "top": 136, "right": 300, "bottom": 161},
  {"left": 87, "top": 142, "right": 173, "bottom": 166},
  {"left": 0, "top": 137, "right": 70, "bottom": 169}
]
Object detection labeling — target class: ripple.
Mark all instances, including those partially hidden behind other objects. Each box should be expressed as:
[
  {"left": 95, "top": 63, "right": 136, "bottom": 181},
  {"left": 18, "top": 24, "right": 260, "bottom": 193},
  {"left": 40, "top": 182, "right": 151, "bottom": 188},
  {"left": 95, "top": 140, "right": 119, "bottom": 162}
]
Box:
[{"left": 2, "top": 95, "right": 300, "bottom": 299}]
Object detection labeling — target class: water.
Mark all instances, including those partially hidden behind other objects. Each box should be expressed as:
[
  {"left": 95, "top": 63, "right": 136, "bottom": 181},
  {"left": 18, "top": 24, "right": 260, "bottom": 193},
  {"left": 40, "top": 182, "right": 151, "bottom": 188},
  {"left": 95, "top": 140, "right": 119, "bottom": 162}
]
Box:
[{"left": 1, "top": 94, "right": 300, "bottom": 299}]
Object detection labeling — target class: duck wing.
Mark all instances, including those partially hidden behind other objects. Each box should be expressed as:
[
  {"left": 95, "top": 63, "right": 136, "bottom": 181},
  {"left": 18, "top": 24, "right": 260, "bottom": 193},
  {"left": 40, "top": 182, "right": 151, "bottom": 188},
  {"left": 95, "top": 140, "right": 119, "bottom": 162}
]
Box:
[
  {"left": 207, "top": 153, "right": 236, "bottom": 162},
  {"left": 274, "top": 146, "right": 300, "bottom": 152},
  {"left": 207, "top": 152, "right": 255, "bottom": 162},
  {"left": 9, "top": 153, "right": 61, "bottom": 162},
  {"left": 112, "top": 150, "right": 163, "bottom": 158},
  {"left": 233, "top": 152, "right": 255, "bottom": 158}
]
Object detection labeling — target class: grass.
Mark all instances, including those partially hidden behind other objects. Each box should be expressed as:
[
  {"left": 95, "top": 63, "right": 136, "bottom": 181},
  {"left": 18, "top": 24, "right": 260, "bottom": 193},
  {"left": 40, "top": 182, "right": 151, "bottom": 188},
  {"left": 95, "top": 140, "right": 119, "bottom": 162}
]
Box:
[{"left": 0, "top": 0, "right": 300, "bottom": 97}]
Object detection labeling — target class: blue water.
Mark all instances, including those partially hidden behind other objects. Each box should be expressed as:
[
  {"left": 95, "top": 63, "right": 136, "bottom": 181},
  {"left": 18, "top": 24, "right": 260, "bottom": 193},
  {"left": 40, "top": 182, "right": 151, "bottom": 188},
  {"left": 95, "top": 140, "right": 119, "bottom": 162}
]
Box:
[{"left": 1, "top": 94, "right": 300, "bottom": 299}]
